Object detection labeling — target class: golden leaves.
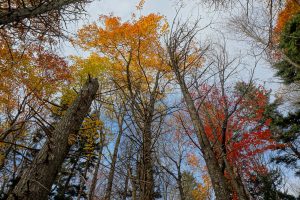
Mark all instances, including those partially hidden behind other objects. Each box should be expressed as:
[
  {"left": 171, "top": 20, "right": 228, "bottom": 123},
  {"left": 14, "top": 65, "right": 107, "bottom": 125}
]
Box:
[
  {"left": 274, "top": 0, "right": 300, "bottom": 40},
  {"left": 74, "top": 13, "right": 170, "bottom": 103},
  {"left": 192, "top": 174, "right": 212, "bottom": 200},
  {"left": 79, "top": 116, "right": 103, "bottom": 156},
  {"left": 71, "top": 53, "right": 110, "bottom": 81}
]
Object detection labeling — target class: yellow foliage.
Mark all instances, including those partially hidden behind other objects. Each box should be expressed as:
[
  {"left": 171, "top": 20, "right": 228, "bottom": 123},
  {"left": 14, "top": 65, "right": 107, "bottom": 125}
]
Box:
[
  {"left": 79, "top": 116, "right": 104, "bottom": 157},
  {"left": 192, "top": 174, "right": 212, "bottom": 200},
  {"left": 70, "top": 53, "right": 110, "bottom": 82},
  {"left": 68, "top": 133, "right": 77, "bottom": 146},
  {"left": 75, "top": 13, "right": 170, "bottom": 103}
]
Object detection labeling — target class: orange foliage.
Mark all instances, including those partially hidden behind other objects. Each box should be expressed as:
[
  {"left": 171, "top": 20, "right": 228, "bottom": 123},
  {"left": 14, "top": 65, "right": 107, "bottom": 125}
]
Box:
[
  {"left": 75, "top": 13, "right": 170, "bottom": 102},
  {"left": 274, "top": 0, "right": 300, "bottom": 34},
  {"left": 75, "top": 13, "right": 169, "bottom": 77},
  {"left": 0, "top": 42, "right": 71, "bottom": 110},
  {"left": 187, "top": 153, "right": 200, "bottom": 168},
  {"left": 192, "top": 174, "right": 212, "bottom": 200}
]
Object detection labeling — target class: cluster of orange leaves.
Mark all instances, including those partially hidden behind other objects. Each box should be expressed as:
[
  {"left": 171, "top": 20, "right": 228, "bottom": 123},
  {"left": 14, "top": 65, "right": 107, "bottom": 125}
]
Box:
[
  {"left": 192, "top": 174, "right": 212, "bottom": 200},
  {"left": 75, "top": 13, "right": 169, "bottom": 90},
  {"left": 0, "top": 42, "right": 71, "bottom": 110},
  {"left": 274, "top": 0, "right": 300, "bottom": 37}
]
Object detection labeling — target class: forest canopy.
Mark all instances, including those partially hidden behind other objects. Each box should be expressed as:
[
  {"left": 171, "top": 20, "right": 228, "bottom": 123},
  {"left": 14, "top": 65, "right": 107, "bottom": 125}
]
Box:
[{"left": 0, "top": 0, "right": 299, "bottom": 199}]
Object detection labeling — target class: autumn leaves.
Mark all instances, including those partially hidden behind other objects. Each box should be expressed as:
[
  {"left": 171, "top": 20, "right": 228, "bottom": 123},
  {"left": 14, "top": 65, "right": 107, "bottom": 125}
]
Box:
[{"left": 1, "top": 0, "right": 299, "bottom": 199}]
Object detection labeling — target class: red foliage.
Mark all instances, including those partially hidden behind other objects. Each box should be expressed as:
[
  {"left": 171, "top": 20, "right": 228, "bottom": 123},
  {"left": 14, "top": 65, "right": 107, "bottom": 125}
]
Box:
[{"left": 193, "top": 84, "right": 277, "bottom": 175}]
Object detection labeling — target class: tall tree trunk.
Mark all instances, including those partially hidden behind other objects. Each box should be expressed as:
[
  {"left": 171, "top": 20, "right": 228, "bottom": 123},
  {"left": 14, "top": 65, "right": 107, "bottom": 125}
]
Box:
[
  {"left": 7, "top": 78, "right": 99, "bottom": 200},
  {"left": 140, "top": 125, "right": 154, "bottom": 200},
  {"left": 88, "top": 132, "right": 105, "bottom": 200},
  {"left": 207, "top": 110, "right": 249, "bottom": 200},
  {"left": 174, "top": 74, "right": 232, "bottom": 200},
  {"left": 104, "top": 122, "right": 123, "bottom": 200},
  {"left": 177, "top": 168, "right": 185, "bottom": 200},
  {"left": 128, "top": 165, "right": 137, "bottom": 200}
]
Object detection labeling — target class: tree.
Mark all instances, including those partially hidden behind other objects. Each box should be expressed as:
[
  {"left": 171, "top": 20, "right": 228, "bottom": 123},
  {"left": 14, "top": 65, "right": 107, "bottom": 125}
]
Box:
[
  {"left": 157, "top": 117, "right": 191, "bottom": 200},
  {"left": 182, "top": 171, "right": 198, "bottom": 200},
  {"left": 104, "top": 101, "right": 126, "bottom": 200},
  {"left": 0, "top": 0, "right": 90, "bottom": 26},
  {"left": 6, "top": 77, "right": 98, "bottom": 200},
  {"left": 166, "top": 19, "right": 234, "bottom": 200},
  {"left": 0, "top": 0, "right": 92, "bottom": 46},
  {"left": 268, "top": 2, "right": 300, "bottom": 178},
  {"left": 75, "top": 12, "right": 170, "bottom": 200},
  {"left": 270, "top": 109, "right": 300, "bottom": 176},
  {"left": 274, "top": 13, "right": 300, "bottom": 84},
  {"left": 192, "top": 174, "right": 213, "bottom": 200},
  {"left": 247, "top": 167, "right": 297, "bottom": 200}
]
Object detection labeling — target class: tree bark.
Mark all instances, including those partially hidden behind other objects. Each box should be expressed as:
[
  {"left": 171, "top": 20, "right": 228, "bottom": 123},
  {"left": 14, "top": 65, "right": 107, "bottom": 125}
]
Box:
[
  {"left": 173, "top": 72, "right": 232, "bottom": 200},
  {"left": 140, "top": 126, "right": 155, "bottom": 200},
  {"left": 0, "top": 0, "right": 87, "bottom": 25},
  {"left": 7, "top": 78, "right": 99, "bottom": 200}
]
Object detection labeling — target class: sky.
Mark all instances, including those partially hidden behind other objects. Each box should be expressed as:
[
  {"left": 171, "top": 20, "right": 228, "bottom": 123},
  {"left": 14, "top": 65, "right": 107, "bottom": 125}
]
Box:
[
  {"left": 61, "top": 0, "right": 299, "bottom": 195},
  {"left": 63, "top": 0, "right": 280, "bottom": 92}
]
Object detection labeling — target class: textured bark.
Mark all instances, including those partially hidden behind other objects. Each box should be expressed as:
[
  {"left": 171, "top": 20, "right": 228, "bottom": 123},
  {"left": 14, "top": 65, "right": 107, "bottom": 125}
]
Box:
[
  {"left": 0, "top": 0, "right": 86, "bottom": 25},
  {"left": 173, "top": 71, "right": 232, "bottom": 200},
  {"left": 140, "top": 126, "right": 155, "bottom": 200},
  {"left": 7, "top": 78, "right": 99, "bottom": 200},
  {"left": 138, "top": 73, "right": 160, "bottom": 200}
]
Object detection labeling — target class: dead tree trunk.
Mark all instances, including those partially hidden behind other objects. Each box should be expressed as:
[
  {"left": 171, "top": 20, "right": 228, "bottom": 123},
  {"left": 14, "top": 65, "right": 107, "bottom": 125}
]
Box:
[{"left": 7, "top": 78, "right": 99, "bottom": 200}]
